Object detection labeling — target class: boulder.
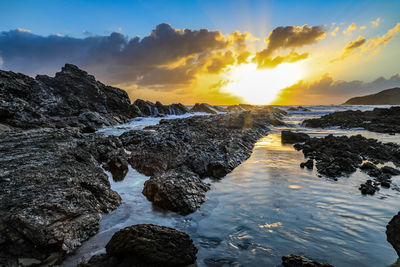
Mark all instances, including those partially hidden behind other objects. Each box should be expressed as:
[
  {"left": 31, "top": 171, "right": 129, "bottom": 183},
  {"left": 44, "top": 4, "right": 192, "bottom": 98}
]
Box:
[
  {"left": 282, "top": 254, "right": 333, "bottom": 267},
  {"left": 281, "top": 130, "right": 310, "bottom": 144},
  {"left": 387, "top": 212, "right": 400, "bottom": 257},
  {"left": 134, "top": 99, "right": 188, "bottom": 116},
  {"left": 190, "top": 103, "right": 220, "bottom": 114},
  {"left": 79, "top": 224, "right": 198, "bottom": 267}
]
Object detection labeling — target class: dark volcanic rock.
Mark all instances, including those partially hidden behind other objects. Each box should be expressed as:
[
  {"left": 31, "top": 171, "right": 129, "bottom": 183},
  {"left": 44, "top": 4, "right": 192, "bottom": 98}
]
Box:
[
  {"left": 359, "top": 180, "right": 380, "bottom": 195},
  {"left": 0, "top": 64, "right": 141, "bottom": 131},
  {"left": 133, "top": 99, "right": 188, "bottom": 116},
  {"left": 282, "top": 254, "right": 333, "bottom": 267},
  {"left": 281, "top": 130, "right": 310, "bottom": 144},
  {"left": 387, "top": 212, "right": 400, "bottom": 257},
  {"left": 300, "top": 159, "right": 314, "bottom": 169},
  {"left": 0, "top": 128, "right": 122, "bottom": 265},
  {"left": 142, "top": 168, "right": 210, "bottom": 214},
  {"left": 293, "top": 134, "right": 400, "bottom": 194},
  {"left": 303, "top": 107, "right": 400, "bottom": 134},
  {"left": 103, "top": 155, "right": 129, "bottom": 182},
  {"left": 287, "top": 106, "right": 311, "bottom": 112},
  {"left": 120, "top": 109, "right": 285, "bottom": 214},
  {"left": 79, "top": 224, "right": 198, "bottom": 267},
  {"left": 190, "top": 103, "right": 221, "bottom": 114}
]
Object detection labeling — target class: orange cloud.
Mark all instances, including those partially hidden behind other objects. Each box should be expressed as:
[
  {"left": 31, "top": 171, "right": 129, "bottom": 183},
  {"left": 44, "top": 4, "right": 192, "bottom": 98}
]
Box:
[
  {"left": 371, "top": 17, "right": 382, "bottom": 28},
  {"left": 342, "top": 23, "right": 357, "bottom": 35}
]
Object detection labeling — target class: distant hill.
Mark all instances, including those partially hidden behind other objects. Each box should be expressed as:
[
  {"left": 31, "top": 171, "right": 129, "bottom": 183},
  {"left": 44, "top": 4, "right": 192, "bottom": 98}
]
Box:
[{"left": 343, "top": 87, "right": 400, "bottom": 105}]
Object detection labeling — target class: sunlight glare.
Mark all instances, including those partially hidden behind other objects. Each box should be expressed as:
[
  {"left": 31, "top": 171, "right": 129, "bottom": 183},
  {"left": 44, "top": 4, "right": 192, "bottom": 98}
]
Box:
[{"left": 222, "top": 61, "right": 306, "bottom": 104}]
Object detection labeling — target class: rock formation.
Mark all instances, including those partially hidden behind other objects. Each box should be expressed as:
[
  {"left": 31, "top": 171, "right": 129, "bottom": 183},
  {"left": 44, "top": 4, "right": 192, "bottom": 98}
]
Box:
[
  {"left": 134, "top": 99, "right": 188, "bottom": 116},
  {"left": 120, "top": 109, "right": 286, "bottom": 214},
  {"left": 78, "top": 224, "right": 198, "bottom": 267},
  {"left": 387, "top": 212, "right": 400, "bottom": 257},
  {"left": 303, "top": 107, "right": 400, "bottom": 134},
  {"left": 282, "top": 254, "right": 333, "bottom": 267}
]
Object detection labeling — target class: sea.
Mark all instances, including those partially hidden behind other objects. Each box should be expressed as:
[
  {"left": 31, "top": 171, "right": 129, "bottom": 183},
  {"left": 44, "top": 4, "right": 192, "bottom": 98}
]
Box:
[{"left": 63, "top": 105, "right": 400, "bottom": 267}]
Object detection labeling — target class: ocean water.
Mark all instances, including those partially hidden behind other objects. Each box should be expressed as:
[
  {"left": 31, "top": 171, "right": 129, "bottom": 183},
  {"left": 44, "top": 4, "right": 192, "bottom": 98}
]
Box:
[{"left": 63, "top": 105, "right": 400, "bottom": 267}]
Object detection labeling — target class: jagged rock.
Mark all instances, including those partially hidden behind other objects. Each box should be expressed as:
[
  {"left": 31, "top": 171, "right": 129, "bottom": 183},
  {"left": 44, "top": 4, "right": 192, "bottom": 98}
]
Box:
[
  {"left": 79, "top": 224, "right": 198, "bottom": 267},
  {"left": 190, "top": 103, "right": 221, "bottom": 114},
  {"left": 281, "top": 130, "right": 310, "bottom": 144},
  {"left": 0, "top": 64, "right": 141, "bottom": 130},
  {"left": 287, "top": 106, "right": 311, "bottom": 112},
  {"left": 133, "top": 99, "right": 188, "bottom": 116},
  {"left": 103, "top": 155, "right": 129, "bottom": 182},
  {"left": 303, "top": 107, "right": 400, "bottom": 134},
  {"left": 120, "top": 110, "right": 285, "bottom": 213},
  {"left": 381, "top": 166, "right": 400, "bottom": 175},
  {"left": 359, "top": 180, "right": 380, "bottom": 195},
  {"left": 387, "top": 212, "right": 400, "bottom": 257},
  {"left": 300, "top": 159, "right": 314, "bottom": 169},
  {"left": 294, "top": 134, "right": 400, "bottom": 179},
  {"left": 142, "top": 168, "right": 210, "bottom": 215},
  {"left": 0, "top": 128, "right": 122, "bottom": 265},
  {"left": 282, "top": 254, "right": 333, "bottom": 267}
]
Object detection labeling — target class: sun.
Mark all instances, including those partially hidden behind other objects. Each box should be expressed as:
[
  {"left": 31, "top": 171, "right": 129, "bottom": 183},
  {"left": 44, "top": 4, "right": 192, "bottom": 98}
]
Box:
[{"left": 221, "top": 61, "right": 307, "bottom": 105}]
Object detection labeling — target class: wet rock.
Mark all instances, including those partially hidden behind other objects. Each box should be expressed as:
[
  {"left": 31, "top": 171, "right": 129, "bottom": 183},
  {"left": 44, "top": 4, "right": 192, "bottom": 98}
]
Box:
[
  {"left": 287, "top": 106, "right": 311, "bottom": 112},
  {"left": 387, "top": 212, "right": 400, "bottom": 257},
  {"left": 0, "top": 128, "right": 121, "bottom": 265},
  {"left": 120, "top": 110, "right": 285, "bottom": 213},
  {"left": 282, "top": 254, "right": 333, "bottom": 267},
  {"left": 134, "top": 99, "right": 188, "bottom": 116},
  {"left": 281, "top": 130, "right": 310, "bottom": 144},
  {"left": 0, "top": 64, "right": 141, "bottom": 130},
  {"left": 142, "top": 168, "right": 210, "bottom": 215},
  {"left": 190, "top": 103, "right": 221, "bottom": 114},
  {"left": 79, "top": 224, "right": 198, "bottom": 267},
  {"left": 303, "top": 107, "right": 400, "bottom": 134},
  {"left": 359, "top": 180, "right": 380, "bottom": 195},
  {"left": 381, "top": 166, "right": 400, "bottom": 176},
  {"left": 300, "top": 159, "right": 314, "bottom": 169},
  {"left": 294, "top": 134, "right": 400, "bottom": 179},
  {"left": 103, "top": 155, "right": 129, "bottom": 182}
]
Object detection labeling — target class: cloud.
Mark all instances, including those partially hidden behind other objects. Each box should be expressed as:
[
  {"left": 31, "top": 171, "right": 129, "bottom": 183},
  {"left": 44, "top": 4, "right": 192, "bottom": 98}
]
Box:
[
  {"left": 342, "top": 23, "right": 357, "bottom": 35},
  {"left": 0, "top": 23, "right": 245, "bottom": 90},
  {"left": 256, "top": 51, "right": 309, "bottom": 68},
  {"left": 207, "top": 50, "right": 235, "bottom": 74},
  {"left": 332, "top": 36, "right": 366, "bottom": 61},
  {"left": 253, "top": 25, "right": 326, "bottom": 68},
  {"left": 361, "top": 22, "right": 400, "bottom": 55},
  {"left": 272, "top": 73, "right": 400, "bottom": 105},
  {"left": 16, "top": 28, "right": 31, "bottom": 33},
  {"left": 332, "top": 22, "right": 400, "bottom": 61},
  {"left": 331, "top": 26, "right": 339, "bottom": 37},
  {"left": 360, "top": 25, "right": 366, "bottom": 30},
  {"left": 371, "top": 17, "right": 382, "bottom": 28}
]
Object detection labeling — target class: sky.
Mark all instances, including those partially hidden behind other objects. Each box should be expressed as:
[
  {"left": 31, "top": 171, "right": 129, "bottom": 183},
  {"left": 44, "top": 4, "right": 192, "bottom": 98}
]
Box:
[{"left": 0, "top": 0, "right": 400, "bottom": 105}]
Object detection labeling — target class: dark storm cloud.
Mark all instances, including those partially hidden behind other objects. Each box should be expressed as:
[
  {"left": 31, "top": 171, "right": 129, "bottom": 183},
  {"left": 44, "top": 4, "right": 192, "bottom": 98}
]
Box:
[
  {"left": 253, "top": 25, "right": 326, "bottom": 68},
  {"left": 0, "top": 24, "right": 231, "bottom": 88}
]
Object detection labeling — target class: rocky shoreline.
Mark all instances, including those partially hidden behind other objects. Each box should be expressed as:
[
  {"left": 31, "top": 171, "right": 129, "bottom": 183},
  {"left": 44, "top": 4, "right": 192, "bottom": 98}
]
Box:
[
  {"left": 302, "top": 106, "right": 400, "bottom": 134},
  {"left": 0, "top": 64, "right": 290, "bottom": 265}
]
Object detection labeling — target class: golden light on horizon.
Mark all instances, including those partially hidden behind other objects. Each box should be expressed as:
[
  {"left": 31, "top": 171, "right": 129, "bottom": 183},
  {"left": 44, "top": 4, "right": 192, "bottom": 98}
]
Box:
[{"left": 221, "top": 60, "right": 307, "bottom": 105}]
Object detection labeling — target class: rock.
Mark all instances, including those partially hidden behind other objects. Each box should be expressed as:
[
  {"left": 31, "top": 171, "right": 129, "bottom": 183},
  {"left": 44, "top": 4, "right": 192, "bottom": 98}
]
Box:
[
  {"left": 190, "top": 103, "right": 221, "bottom": 114},
  {"left": 281, "top": 130, "right": 310, "bottom": 144},
  {"left": 103, "top": 155, "right": 129, "bottom": 182},
  {"left": 0, "top": 128, "right": 122, "bottom": 265},
  {"left": 79, "top": 224, "right": 198, "bottom": 267},
  {"left": 287, "top": 106, "right": 311, "bottom": 112},
  {"left": 282, "top": 254, "right": 333, "bottom": 267},
  {"left": 120, "top": 110, "right": 285, "bottom": 213},
  {"left": 359, "top": 180, "right": 379, "bottom": 195},
  {"left": 0, "top": 64, "right": 141, "bottom": 130},
  {"left": 303, "top": 107, "right": 400, "bottom": 134},
  {"left": 387, "top": 212, "right": 400, "bottom": 257},
  {"left": 381, "top": 166, "right": 400, "bottom": 175},
  {"left": 300, "top": 159, "right": 314, "bottom": 169},
  {"left": 133, "top": 99, "right": 188, "bottom": 116},
  {"left": 142, "top": 168, "right": 210, "bottom": 215},
  {"left": 294, "top": 134, "right": 400, "bottom": 180}
]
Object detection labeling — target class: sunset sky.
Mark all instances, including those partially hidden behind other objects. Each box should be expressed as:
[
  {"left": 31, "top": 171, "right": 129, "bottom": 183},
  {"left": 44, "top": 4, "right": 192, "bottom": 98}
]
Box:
[{"left": 1, "top": 0, "right": 400, "bottom": 105}]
